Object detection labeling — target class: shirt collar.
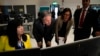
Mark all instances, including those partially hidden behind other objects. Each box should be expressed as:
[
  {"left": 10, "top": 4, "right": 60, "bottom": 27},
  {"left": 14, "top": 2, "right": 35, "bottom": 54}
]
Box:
[{"left": 82, "top": 6, "right": 89, "bottom": 11}]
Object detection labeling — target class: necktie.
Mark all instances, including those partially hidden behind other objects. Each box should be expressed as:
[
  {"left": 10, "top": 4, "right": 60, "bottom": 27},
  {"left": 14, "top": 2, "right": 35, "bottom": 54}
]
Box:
[{"left": 79, "top": 9, "right": 86, "bottom": 27}]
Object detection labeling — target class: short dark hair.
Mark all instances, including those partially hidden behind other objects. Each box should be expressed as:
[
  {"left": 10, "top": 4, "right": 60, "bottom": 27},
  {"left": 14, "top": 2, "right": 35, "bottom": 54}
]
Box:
[{"left": 82, "top": 0, "right": 90, "bottom": 2}]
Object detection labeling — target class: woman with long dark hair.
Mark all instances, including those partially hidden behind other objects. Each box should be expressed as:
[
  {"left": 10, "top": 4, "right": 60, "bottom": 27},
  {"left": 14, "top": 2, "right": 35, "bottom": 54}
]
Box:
[{"left": 0, "top": 19, "right": 32, "bottom": 52}]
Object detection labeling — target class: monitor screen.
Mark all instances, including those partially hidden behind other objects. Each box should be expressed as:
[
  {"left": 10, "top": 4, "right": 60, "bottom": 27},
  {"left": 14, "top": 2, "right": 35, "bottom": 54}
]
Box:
[
  {"left": 0, "top": 47, "right": 40, "bottom": 56},
  {"left": 41, "top": 36, "right": 100, "bottom": 56}
]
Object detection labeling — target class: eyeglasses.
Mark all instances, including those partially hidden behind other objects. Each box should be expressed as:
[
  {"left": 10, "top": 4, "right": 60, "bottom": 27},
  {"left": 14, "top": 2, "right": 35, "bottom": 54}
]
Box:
[{"left": 64, "top": 14, "right": 70, "bottom": 16}]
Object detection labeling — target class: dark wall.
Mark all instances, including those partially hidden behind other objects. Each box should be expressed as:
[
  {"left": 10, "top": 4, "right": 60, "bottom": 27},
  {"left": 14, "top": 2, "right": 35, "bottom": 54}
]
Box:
[
  {"left": 13, "top": 5, "right": 24, "bottom": 14},
  {"left": 0, "top": 5, "right": 12, "bottom": 15},
  {"left": 26, "top": 5, "right": 36, "bottom": 19}
]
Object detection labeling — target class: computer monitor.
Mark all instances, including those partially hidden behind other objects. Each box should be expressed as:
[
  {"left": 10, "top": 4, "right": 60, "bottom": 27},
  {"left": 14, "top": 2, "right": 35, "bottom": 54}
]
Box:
[
  {"left": 0, "top": 47, "right": 40, "bottom": 56},
  {"left": 78, "top": 36, "right": 100, "bottom": 56},
  {"left": 41, "top": 36, "right": 100, "bottom": 56},
  {"left": 41, "top": 40, "right": 80, "bottom": 56}
]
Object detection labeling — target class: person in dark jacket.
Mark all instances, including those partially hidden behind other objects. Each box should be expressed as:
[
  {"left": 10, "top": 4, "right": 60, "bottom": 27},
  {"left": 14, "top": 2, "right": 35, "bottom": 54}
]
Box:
[
  {"left": 74, "top": 0, "right": 98, "bottom": 41},
  {"left": 94, "top": 10, "right": 100, "bottom": 36},
  {"left": 33, "top": 11, "right": 55, "bottom": 48}
]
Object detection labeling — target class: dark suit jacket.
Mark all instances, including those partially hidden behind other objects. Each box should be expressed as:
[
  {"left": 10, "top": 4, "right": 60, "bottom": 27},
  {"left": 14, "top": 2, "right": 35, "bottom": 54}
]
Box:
[
  {"left": 74, "top": 7, "right": 98, "bottom": 40},
  {"left": 33, "top": 19, "right": 55, "bottom": 40},
  {"left": 97, "top": 10, "right": 100, "bottom": 31}
]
